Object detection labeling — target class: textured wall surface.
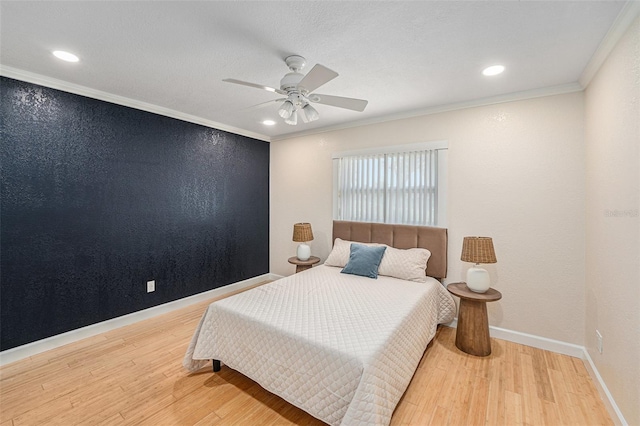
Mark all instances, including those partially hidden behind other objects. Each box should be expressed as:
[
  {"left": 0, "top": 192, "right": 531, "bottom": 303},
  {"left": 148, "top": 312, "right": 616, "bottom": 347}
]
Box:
[
  {"left": 585, "top": 16, "right": 639, "bottom": 426},
  {"left": 270, "top": 91, "right": 586, "bottom": 345},
  {"left": 0, "top": 77, "right": 269, "bottom": 351}
]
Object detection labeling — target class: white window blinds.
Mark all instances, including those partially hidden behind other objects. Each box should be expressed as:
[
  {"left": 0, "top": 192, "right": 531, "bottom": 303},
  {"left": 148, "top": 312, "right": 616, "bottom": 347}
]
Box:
[{"left": 335, "top": 149, "right": 439, "bottom": 226}]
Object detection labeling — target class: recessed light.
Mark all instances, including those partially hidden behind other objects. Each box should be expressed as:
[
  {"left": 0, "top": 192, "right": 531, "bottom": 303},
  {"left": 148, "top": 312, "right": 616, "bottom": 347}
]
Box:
[
  {"left": 262, "top": 120, "right": 276, "bottom": 126},
  {"left": 52, "top": 50, "right": 79, "bottom": 63},
  {"left": 482, "top": 65, "right": 504, "bottom": 76}
]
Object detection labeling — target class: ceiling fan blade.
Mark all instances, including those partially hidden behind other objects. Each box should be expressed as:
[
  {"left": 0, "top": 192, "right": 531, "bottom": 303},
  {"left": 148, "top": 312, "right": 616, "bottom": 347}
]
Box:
[
  {"left": 223, "top": 78, "right": 287, "bottom": 95},
  {"left": 243, "top": 98, "right": 287, "bottom": 111},
  {"left": 310, "top": 94, "right": 368, "bottom": 112},
  {"left": 298, "top": 64, "right": 338, "bottom": 93}
]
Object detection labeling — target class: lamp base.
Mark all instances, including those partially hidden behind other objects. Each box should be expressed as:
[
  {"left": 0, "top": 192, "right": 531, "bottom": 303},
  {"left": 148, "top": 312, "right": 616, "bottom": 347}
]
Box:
[
  {"left": 297, "top": 243, "right": 311, "bottom": 261},
  {"left": 466, "top": 266, "right": 490, "bottom": 293}
]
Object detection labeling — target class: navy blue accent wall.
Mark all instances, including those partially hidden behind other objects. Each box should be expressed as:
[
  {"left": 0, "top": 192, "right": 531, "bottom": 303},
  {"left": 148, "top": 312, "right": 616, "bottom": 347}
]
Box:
[{"left": 0, "top": 77, "right": 269, "bottom": 351}]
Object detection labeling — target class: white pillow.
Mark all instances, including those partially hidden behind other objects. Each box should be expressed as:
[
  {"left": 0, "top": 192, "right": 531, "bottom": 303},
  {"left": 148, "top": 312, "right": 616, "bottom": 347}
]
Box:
[
  {"left": 378, "top": 246, "right": 431, "bottom": 282},
  {"left": 325, "top": 238, "right": 382, "bottom": 268},
  {"left": 325, "top": 238, "right": 431, "bottom": 282}
]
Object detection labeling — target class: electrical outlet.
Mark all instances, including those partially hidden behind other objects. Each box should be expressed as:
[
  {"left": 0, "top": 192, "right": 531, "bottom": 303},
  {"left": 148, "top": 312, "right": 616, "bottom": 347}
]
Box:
[
  {"left": 146, "top": 280, "right": 155, "bottom": 293},
  {"left": 596, "top": 330, "right": 603, "bottom": 354}
]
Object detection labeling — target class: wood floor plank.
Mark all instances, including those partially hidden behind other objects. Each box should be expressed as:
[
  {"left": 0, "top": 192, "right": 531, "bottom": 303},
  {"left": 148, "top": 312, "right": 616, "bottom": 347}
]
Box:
[
  {"left": 504, "top": 389, "right": 524, "bottom": 426},
  {"left": 191, "top": 411, "right": 223, "bottom": 426},
  {"left": 0, "top": 355, "right": 48, "bottom": 381},
  {"left": 447, "top": 366, "right": 474, "bottom": 426},
  {"left": 505, "top": 340, "right": 524, "bottom": 395},
  {"left": 548, "top": 367, "right": 579, "bottom": 425},
  {"left": 11, "top": 395, "right": 74, "bottom": 426},
  {"left": 485, "top": 357, "right": 506, "bottom": 425},
  {"left": 117, "top": 375, "right": 177, "bottom": 419},
  {"left": 94, "top": 412, "right": 127, "bottom": 426},
  {"left": 543, "top": 348, "right": 563, "bottom": 372},
  {"left": 428, "top": 405, "right": 451, "bottom": 426},
  {"left": 389, "top": 400, "right": 418, "bottom": 425},
  {"left": 467, "top": 375, "right": 489, "bottom": 426},
  {"left": 1, "top": 357, "right": 71, "bottom": 393},
  {"left": 0, "top": 283, "right": 614, "bottom": 426},
  {"left": 410, "top": 366, "right": 447, "bottom": 422},
  {"left": 51, "top": 384, "right": 127, "bottom": 426},
  {"left": 531, "top": 346, "right": 555, "bottom": 403},
  {"left": 520, "top": 353, "right": 538, "bottom": 425},
  {"left": 0, "top": 381, "right": 51, "bottom": 420},
  {"left": 541, "top": 398, "right": 561, "bottom": 425}
]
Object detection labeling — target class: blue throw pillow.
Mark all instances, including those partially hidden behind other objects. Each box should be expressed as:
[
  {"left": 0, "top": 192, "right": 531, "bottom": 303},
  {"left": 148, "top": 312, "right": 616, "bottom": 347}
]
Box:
[{"left": 341, "top": 243, "right": 387, "bottom": 279}]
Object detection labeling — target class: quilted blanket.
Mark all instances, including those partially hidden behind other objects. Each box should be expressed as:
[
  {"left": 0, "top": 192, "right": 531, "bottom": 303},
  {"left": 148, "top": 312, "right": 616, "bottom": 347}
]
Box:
[{"left": 183, "top": 265, "right": 455, "bottom": 425}]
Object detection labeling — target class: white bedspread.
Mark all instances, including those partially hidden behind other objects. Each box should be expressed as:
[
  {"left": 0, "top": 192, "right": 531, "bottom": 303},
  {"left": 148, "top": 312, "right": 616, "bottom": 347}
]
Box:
[{"left": 183, "top": 265, "right": 455, "bottom": 425}]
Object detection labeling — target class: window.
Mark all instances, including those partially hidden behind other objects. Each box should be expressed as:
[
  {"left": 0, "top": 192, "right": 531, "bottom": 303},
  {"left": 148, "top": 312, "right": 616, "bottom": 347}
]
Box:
[{"left": 332, "top": 141, "right": 447, "bottom": 227}]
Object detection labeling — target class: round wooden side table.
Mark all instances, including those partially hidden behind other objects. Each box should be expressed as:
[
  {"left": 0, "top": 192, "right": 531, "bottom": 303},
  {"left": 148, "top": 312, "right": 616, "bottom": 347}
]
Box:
[
  {"left": 288, "top": 256, "right": 320, "bottom": 273},
  {"left": 447, "top": 282, "right": 502, "bottom": 356}
]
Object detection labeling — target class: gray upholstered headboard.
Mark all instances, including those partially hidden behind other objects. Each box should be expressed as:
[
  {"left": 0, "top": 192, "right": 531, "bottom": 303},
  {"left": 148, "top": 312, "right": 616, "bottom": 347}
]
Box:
[{"left": 332, "top": 220, "right": 448, "bottom": 279}]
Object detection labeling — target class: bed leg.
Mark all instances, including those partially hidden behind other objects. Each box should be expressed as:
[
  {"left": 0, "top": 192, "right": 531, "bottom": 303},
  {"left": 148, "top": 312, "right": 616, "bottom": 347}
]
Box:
[{"left": 212, "top": 359, "right": 221, "bottom": 372}]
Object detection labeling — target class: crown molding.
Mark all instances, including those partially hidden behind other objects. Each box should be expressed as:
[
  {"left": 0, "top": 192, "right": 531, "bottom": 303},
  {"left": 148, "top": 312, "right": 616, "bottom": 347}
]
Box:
[
  {"left": 0, "top": 65, "right": 271, "bottom": 143},
  {"left": 271, "top": 82, "right": 583, "bottom": 142},
  {"left": 579, "top": 1, "right": 640, "bottom": 88},
  {"left": 0, "top": 64, "right": 588, "bottom": 144}
]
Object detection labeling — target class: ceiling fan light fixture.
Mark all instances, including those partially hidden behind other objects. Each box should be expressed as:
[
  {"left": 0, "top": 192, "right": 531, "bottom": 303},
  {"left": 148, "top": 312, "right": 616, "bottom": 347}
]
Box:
[
  {"left": 284, "top": 110, "right": 298, "bottom": 125},
  {"left": 301, "top": 103, "right": 319, "bottom": 122},
  {"left": 278, "top": 100, "right": 295, "bottom": 119}
]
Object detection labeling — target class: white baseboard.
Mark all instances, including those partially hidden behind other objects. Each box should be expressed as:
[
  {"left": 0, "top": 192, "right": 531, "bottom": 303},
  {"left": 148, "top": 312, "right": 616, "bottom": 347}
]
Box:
[
  {"left": 446, "top": 318, "right": 584, "bottom": 357},
  {"left": 582, "top": 349, "right": 628, "bottom": 426},
  {"left": 0, "top": 273, "right": 279, "bottom": 366},
  {"left": 446, "top": 318, "right": 627, "bottom": 425}
]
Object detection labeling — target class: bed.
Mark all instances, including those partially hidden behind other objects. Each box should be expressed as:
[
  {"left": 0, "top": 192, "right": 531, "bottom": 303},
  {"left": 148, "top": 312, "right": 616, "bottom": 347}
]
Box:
[{"left": 183, "top": 221, "right": 456, "bottom": 425}]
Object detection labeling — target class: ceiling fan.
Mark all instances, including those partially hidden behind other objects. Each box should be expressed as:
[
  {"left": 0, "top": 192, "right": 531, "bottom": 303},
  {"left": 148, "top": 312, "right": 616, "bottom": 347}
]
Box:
[{"left": 223, "top": 55, "right": 368, "bottom": 125}]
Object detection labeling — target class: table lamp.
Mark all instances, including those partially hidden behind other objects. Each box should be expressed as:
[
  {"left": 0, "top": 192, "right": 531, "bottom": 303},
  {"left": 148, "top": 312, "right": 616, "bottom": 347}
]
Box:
[
  {"left": 293, "top": 223, "right": 314, "bottom": 261},
  {"left": 461, "top": 236, "right": 497, "bottom": 293}
]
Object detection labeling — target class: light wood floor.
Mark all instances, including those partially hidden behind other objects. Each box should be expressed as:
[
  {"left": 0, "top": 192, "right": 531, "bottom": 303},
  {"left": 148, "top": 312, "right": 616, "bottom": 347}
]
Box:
[{"left": 0, "top": 283, "right": 612, "bottom": 426}]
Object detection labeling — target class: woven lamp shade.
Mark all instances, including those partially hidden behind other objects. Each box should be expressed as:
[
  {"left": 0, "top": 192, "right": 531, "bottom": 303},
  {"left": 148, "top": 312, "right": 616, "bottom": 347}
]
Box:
[
  {"left": 461, "top": 237, "right": 497, "bottom": 264},
  {"left": 292, "top": 223, "right": 314, "bottom": 242}
]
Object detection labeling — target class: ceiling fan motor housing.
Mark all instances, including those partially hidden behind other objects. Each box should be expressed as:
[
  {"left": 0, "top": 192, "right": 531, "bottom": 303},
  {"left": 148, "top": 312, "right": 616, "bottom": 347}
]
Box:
[
  {"left": 280, "top": 55, "right": 308, "bottom": 93},
  {"left": 280, "top": 72, "right": 304, "bottom": 92}
]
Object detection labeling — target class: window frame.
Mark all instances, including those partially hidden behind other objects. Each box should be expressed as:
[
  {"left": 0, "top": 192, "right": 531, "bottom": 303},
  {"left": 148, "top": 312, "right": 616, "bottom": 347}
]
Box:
[{"left": 332, "top": 140, "right": 448, "bottom": 227}]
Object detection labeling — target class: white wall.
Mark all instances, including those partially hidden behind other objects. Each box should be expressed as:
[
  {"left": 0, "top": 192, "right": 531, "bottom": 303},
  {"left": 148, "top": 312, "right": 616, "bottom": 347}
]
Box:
[
  {"left": 584, "top": 16, "right": 639, "bottom": 426},
  {"left": 271, "top": 91, "right": 586, "bottom": 344}
]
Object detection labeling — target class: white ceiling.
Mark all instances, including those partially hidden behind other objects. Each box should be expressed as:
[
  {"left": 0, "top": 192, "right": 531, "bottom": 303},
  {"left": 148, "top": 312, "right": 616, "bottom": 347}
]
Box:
[{"left": 0, "top": 1, "right": 629, "bottom": 141}]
